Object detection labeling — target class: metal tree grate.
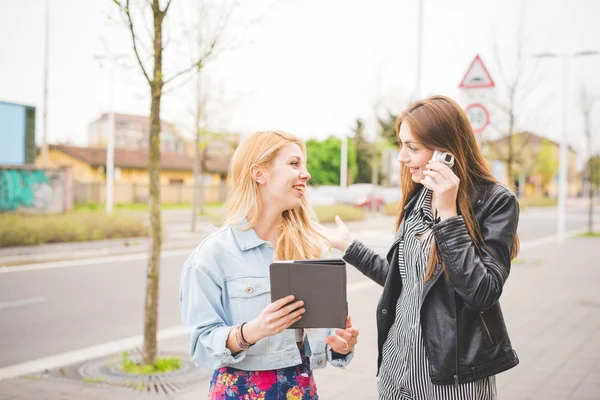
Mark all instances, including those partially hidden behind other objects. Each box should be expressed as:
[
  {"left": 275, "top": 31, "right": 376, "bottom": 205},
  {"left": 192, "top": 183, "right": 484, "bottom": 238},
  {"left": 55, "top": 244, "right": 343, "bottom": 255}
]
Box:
[{"left": 26, "top": 348, "right": 212, "bottom": 396}]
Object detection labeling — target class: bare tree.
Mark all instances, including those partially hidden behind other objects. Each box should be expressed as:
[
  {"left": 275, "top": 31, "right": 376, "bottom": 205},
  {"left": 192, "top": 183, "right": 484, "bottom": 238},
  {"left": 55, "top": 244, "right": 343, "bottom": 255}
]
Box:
[
  {"left": 186, "top": 1, "right": 232, "bottom": 232},
  {"left": 491, "top": 27, "right": 542, "bottom": 194},
  {"left": 111, "top": 0, "right": 221, "bottom": 366}
]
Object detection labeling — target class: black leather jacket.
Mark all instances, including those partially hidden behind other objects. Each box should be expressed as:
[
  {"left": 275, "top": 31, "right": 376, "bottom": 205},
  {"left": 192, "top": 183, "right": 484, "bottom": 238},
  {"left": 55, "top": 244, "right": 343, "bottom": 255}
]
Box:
[{"left": 343, "top": 183, "right": 519, "bottom": 385}]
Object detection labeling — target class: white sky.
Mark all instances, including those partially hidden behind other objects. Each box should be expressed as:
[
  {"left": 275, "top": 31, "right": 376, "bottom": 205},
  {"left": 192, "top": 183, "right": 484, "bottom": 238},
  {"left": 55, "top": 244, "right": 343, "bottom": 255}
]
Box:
[{"left": 1, "top": 0, "right": 599, "bottom": 161}]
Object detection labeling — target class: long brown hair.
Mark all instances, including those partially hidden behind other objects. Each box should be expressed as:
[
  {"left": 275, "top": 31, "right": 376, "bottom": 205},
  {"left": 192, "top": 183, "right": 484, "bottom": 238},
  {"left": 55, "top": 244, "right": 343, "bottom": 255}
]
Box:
[
  {"left": 395, "top": 95, "right": 519, "bottom": 280},
  {"left": 225, "top": 130, "right": 330, "bottom": 260}
]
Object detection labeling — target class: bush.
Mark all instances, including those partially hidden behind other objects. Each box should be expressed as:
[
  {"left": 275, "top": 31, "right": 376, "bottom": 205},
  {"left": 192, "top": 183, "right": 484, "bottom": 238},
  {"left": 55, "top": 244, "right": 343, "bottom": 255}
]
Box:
[
  {"left": 382, "top": 202, "right": 400, "bottom": 216},
  {"left": 518, "top": 197, "right": 558, "bottom": 208},
  {"left": 0, "top": 211, "right": 149, "bottom": 247},
  {"left": 313, "top": 205, "right": 365, "bottom": 223}
]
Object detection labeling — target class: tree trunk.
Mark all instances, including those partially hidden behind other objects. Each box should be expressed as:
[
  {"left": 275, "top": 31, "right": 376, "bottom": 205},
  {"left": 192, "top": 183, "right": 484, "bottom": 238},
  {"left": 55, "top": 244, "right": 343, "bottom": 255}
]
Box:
[
  {"left": 199, "top": 147, "right": 205, "bottom": 214},
  {"left": 142, "top": 0, "right": 163, "bottom": 366},
  {"left": 191, "top": 137, "right": 198, "bottom": 232}
]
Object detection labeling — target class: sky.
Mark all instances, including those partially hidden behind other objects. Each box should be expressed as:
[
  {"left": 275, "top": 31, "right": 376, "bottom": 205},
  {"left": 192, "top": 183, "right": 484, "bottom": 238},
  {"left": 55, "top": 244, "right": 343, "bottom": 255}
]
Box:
[{"left": 1, "top": 0, "right": 599, "bottom": 163}]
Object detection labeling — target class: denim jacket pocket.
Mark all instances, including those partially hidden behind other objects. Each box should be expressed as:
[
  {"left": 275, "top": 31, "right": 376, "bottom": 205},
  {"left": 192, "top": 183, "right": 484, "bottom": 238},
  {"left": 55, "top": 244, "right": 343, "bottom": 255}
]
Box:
[
  {"left": 226, "top": 276, "right": 272, "bottom": 354},
  {"left": 226, "top": 276, "right": 271, "bottom": 322}
]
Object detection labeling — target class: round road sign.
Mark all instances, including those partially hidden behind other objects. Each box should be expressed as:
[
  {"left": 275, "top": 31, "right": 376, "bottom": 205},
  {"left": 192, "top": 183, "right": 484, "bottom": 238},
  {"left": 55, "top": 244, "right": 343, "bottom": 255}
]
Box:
[{"left": 464, "top": 103, "right": 490, "bottom": 133}]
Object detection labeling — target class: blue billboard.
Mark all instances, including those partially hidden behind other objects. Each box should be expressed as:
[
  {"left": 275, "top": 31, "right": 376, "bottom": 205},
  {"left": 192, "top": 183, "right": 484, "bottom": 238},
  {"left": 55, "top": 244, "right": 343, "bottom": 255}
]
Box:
[{"left": 0, "top": 101, "right": 36, "bottom": 165}]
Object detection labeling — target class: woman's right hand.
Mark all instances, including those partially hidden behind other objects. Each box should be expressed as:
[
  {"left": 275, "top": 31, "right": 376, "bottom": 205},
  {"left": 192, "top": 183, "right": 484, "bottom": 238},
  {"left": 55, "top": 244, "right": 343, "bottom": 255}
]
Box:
[
  {"left": 312, "top": 215, "right": 353, "bottom": 252},
  {"left": 243, "top": 295, "right": 305, "bottom": 344}
]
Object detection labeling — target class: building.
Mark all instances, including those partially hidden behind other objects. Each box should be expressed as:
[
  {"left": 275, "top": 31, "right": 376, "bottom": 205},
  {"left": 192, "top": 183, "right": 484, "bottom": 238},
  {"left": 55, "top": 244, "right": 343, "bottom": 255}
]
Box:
[
  {"left": 485, "top": 131, "right": 580, "bottom": 197},
  {"left": 0, "top": 101, "right": 36, "bottom": 165},
  {"left": 88, "top": 113, "right": 186, "bottom": 154},
  {"left": 36, "top": 144, "right": 232, "bottom": 204}
]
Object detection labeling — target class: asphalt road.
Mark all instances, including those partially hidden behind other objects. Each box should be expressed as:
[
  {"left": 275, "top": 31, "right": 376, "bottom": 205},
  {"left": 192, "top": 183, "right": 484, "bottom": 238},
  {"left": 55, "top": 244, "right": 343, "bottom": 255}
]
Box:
[{"left": 0, "top": 205, "right": 598, "bottom": 369}]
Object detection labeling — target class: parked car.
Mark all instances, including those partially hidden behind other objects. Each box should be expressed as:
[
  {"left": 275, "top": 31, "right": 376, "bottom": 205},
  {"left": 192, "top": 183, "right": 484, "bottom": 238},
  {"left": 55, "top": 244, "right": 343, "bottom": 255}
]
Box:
[
  {"left": 380, "top": 186, "right": 402, "bottom": 204},
  {"left": 306, "top": 185, "right": 344, "bottom": 206},
  {"left": 339, "top": 184, "right": 385, "bottom": 210}
]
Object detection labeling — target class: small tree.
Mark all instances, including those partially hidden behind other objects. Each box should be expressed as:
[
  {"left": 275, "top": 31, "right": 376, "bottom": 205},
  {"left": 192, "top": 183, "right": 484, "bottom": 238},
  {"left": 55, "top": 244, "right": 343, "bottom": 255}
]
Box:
[
  {"left": 352, "top": 119, "right": 375, "bottom": 184},
  {"left": 378, "top": 111, "right": 400, "bottom": 147},
  {"left": 535, "top": 139, "right": 558, "bottom": 195},
  {"left": 306, "top": 136, "right": 357, "bottom": 186},
  {"left": 491, "top": 23, "right": 541, "bottom": 193},
  {"left": 111, "top": 0, "right": 221, "bottom": 366}
]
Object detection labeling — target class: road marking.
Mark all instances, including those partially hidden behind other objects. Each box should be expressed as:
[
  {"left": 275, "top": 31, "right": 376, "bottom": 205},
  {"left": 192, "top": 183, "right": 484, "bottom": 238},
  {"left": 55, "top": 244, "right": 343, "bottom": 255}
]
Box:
[
  {"left": 0, "top": 248, "right": 193, "bottom": 274},
  {"left": 0, "top": 297, "right": 47, "bottom": 310},
  {"left": 0, "top": 224, "right": 597, "bottom": 379},
  {"left": 0, "top": 326, "right": 185, "bottom": 380},
  {"left": 0, "top": 280, "right": 378, "bottom": 380}
]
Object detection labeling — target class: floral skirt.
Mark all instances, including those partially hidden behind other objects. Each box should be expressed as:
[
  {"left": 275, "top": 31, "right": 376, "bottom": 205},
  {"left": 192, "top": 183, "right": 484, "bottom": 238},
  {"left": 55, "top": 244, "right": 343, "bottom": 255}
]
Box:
[{"left": 208, "top": 349, "right": 318, "bottom": 400}]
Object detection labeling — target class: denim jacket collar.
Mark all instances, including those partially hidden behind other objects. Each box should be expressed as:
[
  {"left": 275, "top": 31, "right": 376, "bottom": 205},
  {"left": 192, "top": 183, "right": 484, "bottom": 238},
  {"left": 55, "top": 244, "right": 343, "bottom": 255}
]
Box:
[{"left": 230, "top": 219, "right": 268, "bottom": 251}]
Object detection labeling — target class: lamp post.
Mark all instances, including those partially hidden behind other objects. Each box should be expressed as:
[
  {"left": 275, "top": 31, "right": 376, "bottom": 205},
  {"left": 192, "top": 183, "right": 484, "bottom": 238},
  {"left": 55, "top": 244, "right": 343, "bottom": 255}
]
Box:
[
  {"left": 535, "top": 50, "right": 600, "bottom": 243},
  {"left": 340, "top": 134, "right": 348, "bottom": 188},
  {"left": 95, "top": 53, "right": 126, "bottom": 214},
  {"left": 41, "top": 0, "right": 50, "bottom": 166},
  {"left": 415, "top": 0, "right": 424, "bottom": 100}
]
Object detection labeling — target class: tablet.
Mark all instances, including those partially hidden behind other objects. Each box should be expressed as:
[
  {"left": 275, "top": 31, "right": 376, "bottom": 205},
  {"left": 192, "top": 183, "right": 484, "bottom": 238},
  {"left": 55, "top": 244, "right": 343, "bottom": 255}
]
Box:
[{"left": 269, "top": 259, "right": 347, "bottom": 329}]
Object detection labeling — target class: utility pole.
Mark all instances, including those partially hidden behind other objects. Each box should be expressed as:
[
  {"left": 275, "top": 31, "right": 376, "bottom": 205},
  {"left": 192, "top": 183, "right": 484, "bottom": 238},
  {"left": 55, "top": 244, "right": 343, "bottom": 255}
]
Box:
[
  {"left": 106, "top": 57, "right": 116, "bottom": 214},
  {"left": 340, "top": 134, "right": 348, "bottom": 188},
  {"left": 415, "top": 0, "right": 424, "bottom": 100},
  {"left": 535, "top": 50, "right": 599, "bottom": 243},
  {"left": 41, "top": 0, "right": 50, "bottom": 166}
]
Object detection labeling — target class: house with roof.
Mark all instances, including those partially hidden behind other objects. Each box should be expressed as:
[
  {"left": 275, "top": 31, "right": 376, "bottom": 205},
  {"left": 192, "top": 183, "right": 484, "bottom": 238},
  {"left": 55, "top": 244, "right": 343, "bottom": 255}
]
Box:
[
  {"left": 35, "top": 144, "right": 233, "bottom": 204},
  {"left": 484, "top": 131, "right": 581, "bottom": 197}
]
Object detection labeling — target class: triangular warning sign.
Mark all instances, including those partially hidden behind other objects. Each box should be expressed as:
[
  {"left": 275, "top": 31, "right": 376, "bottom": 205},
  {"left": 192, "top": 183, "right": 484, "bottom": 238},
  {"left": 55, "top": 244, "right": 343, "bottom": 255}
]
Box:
[{"left": 459, "top": 55, "right": 495, "bottom": 89}]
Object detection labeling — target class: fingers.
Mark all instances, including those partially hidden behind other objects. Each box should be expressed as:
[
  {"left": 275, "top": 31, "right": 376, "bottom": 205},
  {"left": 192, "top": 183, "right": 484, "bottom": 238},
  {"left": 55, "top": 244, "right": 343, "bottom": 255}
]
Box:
[
  {"left": 346, "top": 315, "right": 352, "bottom": 329},
  {"left": 325, "top": 335, "right": 347, "bottom": 353},
  {"left": 335, "top": 328, "right": 359, "bottom": 343},
  {"left": 326, "top": 328, "right": 358, "bottom": 354},
  {"left": 266, "top": 295, "right": 296, "bottom": 312},
  {"left": 274, "top": 300, "right": 305, "bottom": 320},
  {"left": 420, "top": 177, "right": 439, "bottom": 191},
  {"left": 426, "top": 162, "right": 459, "bottom": 184},
  {"left": 335, "top": 215, "right": 345, "bottom": 227},
  {"left": 274, "top": 307, "right": 305, "bottom": 331}
]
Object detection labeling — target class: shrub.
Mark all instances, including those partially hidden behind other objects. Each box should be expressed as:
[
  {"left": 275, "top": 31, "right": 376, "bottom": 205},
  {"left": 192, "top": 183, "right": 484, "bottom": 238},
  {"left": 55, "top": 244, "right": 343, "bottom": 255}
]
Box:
[
  {"left": 313, "top": 205, "right": 365, "bottom": 223},
  {"left": 0, "top": 211, "right": 148, "bottom": 247}
]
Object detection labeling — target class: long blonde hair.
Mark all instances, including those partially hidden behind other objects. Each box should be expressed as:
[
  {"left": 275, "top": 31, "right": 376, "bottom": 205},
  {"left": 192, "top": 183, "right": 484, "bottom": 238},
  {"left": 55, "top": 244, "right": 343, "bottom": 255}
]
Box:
[
  {"left": 395, "top": 96, "right": 520, "bottom": 280},
  {"left": 225, "top": 130, "right": 330, "bottom": 260}
]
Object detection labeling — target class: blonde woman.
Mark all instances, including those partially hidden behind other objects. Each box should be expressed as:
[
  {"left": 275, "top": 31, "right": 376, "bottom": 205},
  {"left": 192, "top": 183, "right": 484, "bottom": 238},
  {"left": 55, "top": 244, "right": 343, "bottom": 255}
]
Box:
[{"left": 180, "top": 131, "right": 358, "bottom": 400}]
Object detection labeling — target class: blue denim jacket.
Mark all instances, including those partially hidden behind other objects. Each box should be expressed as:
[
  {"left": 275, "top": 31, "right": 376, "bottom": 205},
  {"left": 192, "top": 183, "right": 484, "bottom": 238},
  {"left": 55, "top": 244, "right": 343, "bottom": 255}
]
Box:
[{"left": 179, "top": 223, "right": 353, "bottom": 371}]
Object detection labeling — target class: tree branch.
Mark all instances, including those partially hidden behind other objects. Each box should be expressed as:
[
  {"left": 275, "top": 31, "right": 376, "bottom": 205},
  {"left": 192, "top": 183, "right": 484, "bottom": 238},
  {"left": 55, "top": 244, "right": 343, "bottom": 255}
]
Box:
[
  {"left": 114, "top": 0, "right": 152, "bottom": 85},
  {"left": 163, "top": 0, "right": 174, "bottom": 15}
]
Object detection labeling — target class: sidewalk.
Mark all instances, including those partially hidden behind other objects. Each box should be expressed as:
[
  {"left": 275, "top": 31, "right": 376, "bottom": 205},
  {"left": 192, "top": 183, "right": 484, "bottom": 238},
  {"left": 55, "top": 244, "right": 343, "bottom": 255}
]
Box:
[
  {"left": 1, "top": 235, "right": 599, "bottom": 399},
  {"left": 0, "top": 211, "right": 218, "bottom": 267},
  {"left": 0, "top": 213, "right": 394, "bottom": 267}
]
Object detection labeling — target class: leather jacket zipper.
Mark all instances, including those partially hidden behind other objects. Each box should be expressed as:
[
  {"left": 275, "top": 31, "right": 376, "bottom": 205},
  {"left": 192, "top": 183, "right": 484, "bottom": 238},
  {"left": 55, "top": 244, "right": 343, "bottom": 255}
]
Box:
[{"left": 479, "top": 312, "right": 494, "bottom": 344}]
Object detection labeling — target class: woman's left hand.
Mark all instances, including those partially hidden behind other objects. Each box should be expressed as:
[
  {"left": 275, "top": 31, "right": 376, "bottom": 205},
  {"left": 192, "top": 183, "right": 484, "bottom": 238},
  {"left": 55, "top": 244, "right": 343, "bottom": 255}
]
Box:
[
  {"left": 326, "top": 316, "right": 359, "bottom": 355},
  {"left": 421, "top": 161, "right": 459, "bottom": 220}
]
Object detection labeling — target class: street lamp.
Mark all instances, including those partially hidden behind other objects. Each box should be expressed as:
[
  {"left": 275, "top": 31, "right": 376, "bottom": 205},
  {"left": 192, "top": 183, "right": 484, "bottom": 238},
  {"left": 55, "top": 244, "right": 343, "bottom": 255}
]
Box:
[
  {"left": 535, "top": 50, "right": 600, "bottom": 243},
  {"left": 415, "top": 0, "right": 424, "bottom": 99},
  {"left": 95, "top": 53, "right": 126, "bottom": 214},
  {"left": 41, "top": 0, "right": 50, "bottom": 167}
]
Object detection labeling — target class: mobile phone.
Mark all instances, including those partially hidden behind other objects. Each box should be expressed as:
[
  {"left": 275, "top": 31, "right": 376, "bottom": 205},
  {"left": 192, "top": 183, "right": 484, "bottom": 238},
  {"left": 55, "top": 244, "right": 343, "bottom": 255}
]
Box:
[{"left": 424, "top": 150, "right": 455, "bottom": 183}]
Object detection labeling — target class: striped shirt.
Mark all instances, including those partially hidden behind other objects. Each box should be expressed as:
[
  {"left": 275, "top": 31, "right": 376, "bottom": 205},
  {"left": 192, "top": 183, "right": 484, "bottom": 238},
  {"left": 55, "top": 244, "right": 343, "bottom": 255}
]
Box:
[{"left": 377, "top": 187, "right": 496, "bottom": 400}]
